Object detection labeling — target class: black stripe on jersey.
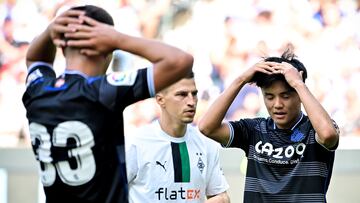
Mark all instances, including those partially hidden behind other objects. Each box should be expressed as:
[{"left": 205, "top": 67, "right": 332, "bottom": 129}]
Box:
[
  {"left": 244, "top": 173, "right": 327, "bottom": 194},
  {"left": 171, "top": 142, "right": 183, "bottom": 182},
  {"left": 245, "top": 192, "right": 325, "bottom": 203}
]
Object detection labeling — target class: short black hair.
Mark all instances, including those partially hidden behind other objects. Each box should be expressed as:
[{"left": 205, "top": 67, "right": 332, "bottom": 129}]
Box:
[
  {"left": 71, "top": 5, "right": 114, "bottom": 26},
  {"left": 250, "top": 45, "right": 307, "bottom": 89}
]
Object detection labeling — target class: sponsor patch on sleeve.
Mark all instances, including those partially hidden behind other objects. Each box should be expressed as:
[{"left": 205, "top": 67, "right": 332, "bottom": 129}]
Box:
[
  {"left": 26, "top": 69, "right": 43, "bottom": 87},
  {"left": 107, "top": 71, "right": 138, "bottom": 86}
]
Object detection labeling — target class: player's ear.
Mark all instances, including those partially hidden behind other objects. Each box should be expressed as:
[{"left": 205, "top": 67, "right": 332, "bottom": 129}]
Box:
[{"left": 155, "top": 93, "right": 165, "bottom": 108}]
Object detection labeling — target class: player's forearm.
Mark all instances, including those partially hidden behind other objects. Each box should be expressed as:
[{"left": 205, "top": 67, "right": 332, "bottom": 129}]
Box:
[
  {"left": 199, "top": 76, "right": 246, "bottom": 135},
  {"left": 114, "top": 32, "right": 193, "bottom": 91},
  {"left": 206, "top": 192, "right": 230, "bottom": 203},
  {"left": 294, "top": 82, "right": 339, "bottom": 148},
  {"left": 26, "top": 27, "right": 56, "bottom": 67},
  {"left": 114, "top": 33, "right": 192, "bottom": 67}
]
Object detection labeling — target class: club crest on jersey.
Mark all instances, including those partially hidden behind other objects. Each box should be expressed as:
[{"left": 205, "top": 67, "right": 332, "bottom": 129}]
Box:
[
  {"left": 196, "top": 152, "right": 205, "bottom": 174},
  {"left": 107, "top": 71, "right": 137, "bottom": 86},
  {"left": 291, "top": 129, "right": 305, "bottom": 142},
  {"left": 55, "top": 78, "right": 65, "bottom": 88}
]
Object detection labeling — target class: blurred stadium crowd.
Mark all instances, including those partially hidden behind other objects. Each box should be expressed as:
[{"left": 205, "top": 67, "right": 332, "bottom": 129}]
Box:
[{"left": 0, "top": 0, "right": 359, "bottom": 148}]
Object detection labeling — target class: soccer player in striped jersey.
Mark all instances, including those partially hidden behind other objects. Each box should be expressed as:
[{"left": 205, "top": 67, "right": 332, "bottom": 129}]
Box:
[
  {"left": 199, "top": 46, "right": 339, "bottom": 203},
  {"left": 125, "top": 72, "right": 230, "bottom": 203},
  {"left": 22, "top": 5, "right": 193, "bottom": 203}
]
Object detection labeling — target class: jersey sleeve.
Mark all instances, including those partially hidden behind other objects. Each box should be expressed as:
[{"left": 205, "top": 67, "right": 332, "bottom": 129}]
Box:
[
  {"left": 205, "top": 140, "right": 229, "bottom": 196},
  {"left": 23, "top": 62, "right": 56, "bottom": 105},
  {"left": 227, "top": 118, "right": 259, "bottom": 153},
  {"left": 99, "top": 67, "right": 155, "bottom": 110},
  {"left": 25, "top": 62, "right": 55, "bottom": 87}
]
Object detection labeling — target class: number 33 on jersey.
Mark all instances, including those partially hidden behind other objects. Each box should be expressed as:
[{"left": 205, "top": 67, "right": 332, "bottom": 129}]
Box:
[{"left": 29, "top": 121, "right": 95, "bottom": 186}]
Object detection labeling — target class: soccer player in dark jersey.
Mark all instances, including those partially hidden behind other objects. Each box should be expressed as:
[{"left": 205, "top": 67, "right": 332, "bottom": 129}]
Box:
[
  {"left": 199, "top": 46, "right": 340, "bottom": 203},
  {"left": 22, "top": 5, "right": 193, "bottom": 203}
]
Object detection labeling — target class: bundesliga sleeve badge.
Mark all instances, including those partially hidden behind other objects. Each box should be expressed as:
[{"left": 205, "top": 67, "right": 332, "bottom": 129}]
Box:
[{"left": 107, "top": 71, "right": 138, "bottom": 86}]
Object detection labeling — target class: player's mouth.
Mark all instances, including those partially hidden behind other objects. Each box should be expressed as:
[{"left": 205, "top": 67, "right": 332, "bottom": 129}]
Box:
[
  {"left": 184, "top": 109, "right": 196, "bottom": 116},
  {"left": 273, "top": 112, "right": 286, "bottom": 120}
]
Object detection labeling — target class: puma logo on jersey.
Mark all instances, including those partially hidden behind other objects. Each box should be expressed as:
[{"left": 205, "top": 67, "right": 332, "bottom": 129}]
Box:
[{"left": 156, "top": 161, "right": 167, "bottom": 171}]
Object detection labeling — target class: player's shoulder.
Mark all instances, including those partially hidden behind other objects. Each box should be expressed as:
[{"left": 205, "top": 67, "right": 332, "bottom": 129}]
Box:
[
  {"left": 188, "top": 125, "right": 221, "bottom": 148},
  {"left": 242, "top": 117, "right": 267, "bottom": 124},
  {"left": 125, "top": 121, "right": 159, "bottom": 144},
  {"left": 26, "top": 62, "right": 55, "bottom": 87}
]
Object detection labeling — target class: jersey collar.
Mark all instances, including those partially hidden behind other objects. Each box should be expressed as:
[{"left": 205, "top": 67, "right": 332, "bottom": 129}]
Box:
[
  {"left": 63, "top": 70, "right": 89, "bottom": 78},
  {"left": 272, "top": 111, "right": 304, "bottom": 131},
  {"left": 154, "top": 120, "right": 189, "bottom": 143}
]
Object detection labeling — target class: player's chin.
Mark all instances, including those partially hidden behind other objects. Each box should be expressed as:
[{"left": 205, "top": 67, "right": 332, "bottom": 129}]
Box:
[
  {"left": 182, "top": 117, "right": 194, "bottom": 124},
  {"left": 272, "top": 118, "right": 290, "bottom": 129}
]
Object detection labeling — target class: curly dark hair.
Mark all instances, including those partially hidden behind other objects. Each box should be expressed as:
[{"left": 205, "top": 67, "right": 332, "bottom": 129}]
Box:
[{"left": 250, "top": 45, "right": 307, "bottom": 89}]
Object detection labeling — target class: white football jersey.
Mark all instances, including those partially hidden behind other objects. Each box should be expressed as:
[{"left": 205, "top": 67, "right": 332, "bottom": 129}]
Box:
[{"left": 125, "top": 121, "right": 229, "bottom": 203}]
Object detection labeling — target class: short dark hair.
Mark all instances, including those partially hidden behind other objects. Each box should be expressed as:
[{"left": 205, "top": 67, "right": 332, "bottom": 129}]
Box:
[
  {"left": 71, "top": 5, "right": 114, "bottom": 26},
  {"left": 250, "top": 45, "right": 307, "bottom": 89}
]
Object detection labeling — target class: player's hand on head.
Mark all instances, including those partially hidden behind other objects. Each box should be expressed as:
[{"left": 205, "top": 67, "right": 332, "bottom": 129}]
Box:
[
  {"left": 273, "top": 62, "right": 304, "bottom": 87},
  {"left": 49, "top": 9, "right": 85, "bottom": 47},
  {"left": 65, "top": 15, "right": 118, "bottom": 56},
  {"left": 243, "top": 61, "right": 278, "bottom": 83}
]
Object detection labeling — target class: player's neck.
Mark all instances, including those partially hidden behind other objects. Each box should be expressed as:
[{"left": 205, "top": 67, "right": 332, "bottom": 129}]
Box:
[
  {"left": 65, "top": 53, "right": 106, "bottom": 77},
  {"left": 158, "top": 116, "right": 187, "bottom": 138}
]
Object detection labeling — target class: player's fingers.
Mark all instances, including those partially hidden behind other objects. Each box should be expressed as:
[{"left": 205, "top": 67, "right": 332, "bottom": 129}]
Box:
[
  {"left": 66, "top": 39, "right": 93, "bottom": 48},
  {"left": 281, "top": 61, "right": 296, "bottom": 70},
  {"left": 66, "top": 24, "right": 93, "bottom": 32},
  {"left": 52, "top": 24, "right": 77, "bottom": 34},
  {"left": 53, "top": 39, "right": 66, "bottom": 47},
  {"left": 54, "top": 16, "right": 83, "bottom": 26},
  {"left": 64, "top": 31, "right": 93, "bottom": 39},
  {"left": 79, "top": 15, "right": 99, "bottom": 26},
  {"left": 255, "top": 65, "right": 273, "bottom": 74},
  {"left": 263, "top": 61, "right": 280, "bottom": 67},
  {"left": 80, "top": 49, "right": 100, "bottom": 56},
  {"left": 58, "top": 9, "right": 85, "bottom": 18},
  {"left": 257, "top": 63, "right": 275, "bottom": 72},
  {"left": 272, "top": 67, "right": 284, "bottom": 74},
  {"left": 272, "top": 63, "right": 285, "bottom": 70}
]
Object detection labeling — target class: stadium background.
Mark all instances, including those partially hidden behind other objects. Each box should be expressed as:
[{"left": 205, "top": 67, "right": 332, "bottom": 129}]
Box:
[{"left": 0, "top": 0, "right": 359, "bottom": 202}]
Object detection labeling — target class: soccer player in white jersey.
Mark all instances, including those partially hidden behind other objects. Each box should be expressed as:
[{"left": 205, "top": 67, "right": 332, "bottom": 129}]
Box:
[
  {"left": 126, "top": 72, "right": 230, "bottom": 203},
  {"left": 199, "top": 46, "right": 340, "bottom": 203}
]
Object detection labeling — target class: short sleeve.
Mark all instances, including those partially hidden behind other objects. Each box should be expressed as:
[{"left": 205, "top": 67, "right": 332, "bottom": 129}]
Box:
[
  {"left": 26, "top": 62, "right": 55, "bottom": 87},
  {"left": 99, "top": 67, "right": 153, "bottom": 110}
]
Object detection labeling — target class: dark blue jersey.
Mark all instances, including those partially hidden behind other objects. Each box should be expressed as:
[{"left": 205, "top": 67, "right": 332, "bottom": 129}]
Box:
[
  {"left": 226, "top": 113, "right": 338, "bottom": 203},
  {"left": 22, "top": 62, "right": 155, "bottom": 203}
]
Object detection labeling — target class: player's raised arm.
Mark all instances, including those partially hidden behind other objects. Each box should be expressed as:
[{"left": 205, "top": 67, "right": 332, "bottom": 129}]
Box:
[
  {"left": 198, "top": 61, "right": 276, "bottom": 146},
  {"left": 65, "top": 15, "right": 193, "bottom": 93},
  {"left": 26, "top": 9, "right": 84, "bottom": 67}
]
